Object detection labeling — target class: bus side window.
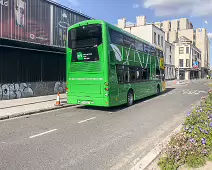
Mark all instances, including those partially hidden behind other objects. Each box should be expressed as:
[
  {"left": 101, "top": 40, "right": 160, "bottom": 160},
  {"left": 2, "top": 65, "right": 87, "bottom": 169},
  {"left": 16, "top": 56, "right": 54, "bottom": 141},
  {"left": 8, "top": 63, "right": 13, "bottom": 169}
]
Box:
[
  {"left": 156, "top": 68, "right": 160, "bottom": 79},
  {"left": 135, "top": 41, "right": 144, "bottom": 52},
  {"left": 144, "top": 44, "right": 150, "bottom": 53},
  {"left": 142, "top": 70, "right": 147, "bottom": 80},
  {"left": 109, "top": 29, "right": 123, "bottom": 46},
  {"left": 151, "top": 47, "right": 156, "bottom": 56},
  {"left": 123, "top": 36, "right": 135, "bottom": 49}
]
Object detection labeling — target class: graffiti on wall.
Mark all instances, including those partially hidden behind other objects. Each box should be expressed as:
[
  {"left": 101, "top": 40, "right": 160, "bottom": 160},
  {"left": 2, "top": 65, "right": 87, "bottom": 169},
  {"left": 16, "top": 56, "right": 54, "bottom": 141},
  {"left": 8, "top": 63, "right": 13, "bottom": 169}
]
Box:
[
  {"left": 0, "top": 83, "right": 34, "bottom": 100},
  {"left": 54, "top": 81, "right": 66, "bottom": 94},
  {"left": 0, "top": 81, "right": 66, "bottom": 100}
]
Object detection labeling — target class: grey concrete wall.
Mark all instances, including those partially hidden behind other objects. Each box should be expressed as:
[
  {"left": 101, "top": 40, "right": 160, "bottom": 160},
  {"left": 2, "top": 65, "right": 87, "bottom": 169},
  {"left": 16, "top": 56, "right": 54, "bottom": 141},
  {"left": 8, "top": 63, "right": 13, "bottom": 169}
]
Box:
[{"left": 0, "top": 81, "right": 65, "bottom": 100}]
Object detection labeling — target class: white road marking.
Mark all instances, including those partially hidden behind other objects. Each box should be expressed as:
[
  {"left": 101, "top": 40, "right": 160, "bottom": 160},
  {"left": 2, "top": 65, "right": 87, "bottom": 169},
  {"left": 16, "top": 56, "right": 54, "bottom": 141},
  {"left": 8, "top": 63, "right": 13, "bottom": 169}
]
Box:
[
  {"left": 199, "top": 90, "right": 207, "bottom": 93},
  {"left": 29, "top": 129, "right": 57, "bottom": 139},
  {"left": 77, "top": 117, "right": 96, "bottom": 124}
]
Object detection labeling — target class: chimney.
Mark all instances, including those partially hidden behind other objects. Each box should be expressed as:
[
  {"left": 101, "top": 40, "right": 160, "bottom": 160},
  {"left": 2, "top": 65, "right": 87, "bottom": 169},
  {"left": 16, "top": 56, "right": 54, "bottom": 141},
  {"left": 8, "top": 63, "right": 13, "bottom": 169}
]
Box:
[
  {"left": 117, "top": 18, "right": 126, "bottom": 28},
  {"left": 136, "top": 16, "right": 146, "bottom": 26}
]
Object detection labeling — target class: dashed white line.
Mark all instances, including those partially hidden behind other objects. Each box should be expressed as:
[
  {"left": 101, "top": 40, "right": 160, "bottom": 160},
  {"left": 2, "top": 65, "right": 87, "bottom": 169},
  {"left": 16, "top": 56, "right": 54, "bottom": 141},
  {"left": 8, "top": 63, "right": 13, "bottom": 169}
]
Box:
[
  {"left": 78, "top": 117, "right": 96, "bottom": 124},
  {"left": 29, "top": 129, "right": 57, "bottom": 139}
]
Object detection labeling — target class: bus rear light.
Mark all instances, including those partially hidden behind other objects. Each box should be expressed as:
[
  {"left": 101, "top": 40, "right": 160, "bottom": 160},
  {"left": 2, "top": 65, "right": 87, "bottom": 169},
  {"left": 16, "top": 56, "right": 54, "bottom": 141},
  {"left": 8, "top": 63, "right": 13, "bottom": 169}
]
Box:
[
  {"left": 105, "top": 88, "right": 109, "bottom": 91},
  {"left": 105, "top": 82, "right": 109, "bottom": 86}
]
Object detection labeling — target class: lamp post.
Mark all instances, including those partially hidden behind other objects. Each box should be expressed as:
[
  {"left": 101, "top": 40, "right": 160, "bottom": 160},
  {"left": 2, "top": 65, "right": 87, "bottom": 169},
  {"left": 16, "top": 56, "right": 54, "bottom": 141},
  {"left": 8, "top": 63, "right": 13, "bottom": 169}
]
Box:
[{"left": 176, "top": 65, "right": 180, "bottom": 84}]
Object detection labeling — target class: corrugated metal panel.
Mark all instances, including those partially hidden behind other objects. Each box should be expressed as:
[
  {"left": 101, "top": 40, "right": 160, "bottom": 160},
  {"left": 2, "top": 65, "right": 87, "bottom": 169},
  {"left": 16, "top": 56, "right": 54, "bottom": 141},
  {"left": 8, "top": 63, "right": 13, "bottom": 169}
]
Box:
[{"left": 0, "top": 45, "right": 65, "bottom": 83}]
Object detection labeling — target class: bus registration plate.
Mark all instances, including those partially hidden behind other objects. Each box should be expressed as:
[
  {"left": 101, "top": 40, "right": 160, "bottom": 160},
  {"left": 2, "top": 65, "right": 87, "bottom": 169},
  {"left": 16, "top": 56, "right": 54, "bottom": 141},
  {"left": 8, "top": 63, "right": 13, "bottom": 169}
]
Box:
[{"left": 81, "top": 101, "right": 90, "bottom": 105}]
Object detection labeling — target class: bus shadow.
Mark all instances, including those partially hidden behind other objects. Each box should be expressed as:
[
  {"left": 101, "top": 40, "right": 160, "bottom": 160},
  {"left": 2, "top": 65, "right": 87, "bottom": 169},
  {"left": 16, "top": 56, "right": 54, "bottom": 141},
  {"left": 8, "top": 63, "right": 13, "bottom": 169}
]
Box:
[{"left": 76, "top": 88, "right": 175, "bottom": 113}]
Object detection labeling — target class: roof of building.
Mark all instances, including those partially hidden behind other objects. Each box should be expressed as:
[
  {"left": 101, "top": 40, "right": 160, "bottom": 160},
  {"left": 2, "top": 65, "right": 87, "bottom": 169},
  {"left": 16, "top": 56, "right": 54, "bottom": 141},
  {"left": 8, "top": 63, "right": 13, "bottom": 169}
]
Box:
[
  {"left": 173, "top": 36, "right": 192, "bottom": 43},
  {"left": 174, "top": 36, "right": 201, "bottom": 53}
]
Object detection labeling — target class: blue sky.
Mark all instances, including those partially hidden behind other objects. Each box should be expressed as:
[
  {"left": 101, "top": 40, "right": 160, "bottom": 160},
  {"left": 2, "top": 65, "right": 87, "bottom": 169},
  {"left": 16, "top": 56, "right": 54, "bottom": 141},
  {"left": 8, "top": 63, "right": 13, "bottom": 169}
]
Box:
[{"left": 54, "top": 0, "right": 212, "bottom": 65}]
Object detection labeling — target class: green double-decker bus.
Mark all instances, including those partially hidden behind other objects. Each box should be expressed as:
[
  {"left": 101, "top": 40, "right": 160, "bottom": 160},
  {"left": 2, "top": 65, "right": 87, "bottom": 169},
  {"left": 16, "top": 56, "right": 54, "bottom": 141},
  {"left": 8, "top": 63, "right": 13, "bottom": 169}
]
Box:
[{"left": 66, "top": 20, "right": 165, "bottom": 107}]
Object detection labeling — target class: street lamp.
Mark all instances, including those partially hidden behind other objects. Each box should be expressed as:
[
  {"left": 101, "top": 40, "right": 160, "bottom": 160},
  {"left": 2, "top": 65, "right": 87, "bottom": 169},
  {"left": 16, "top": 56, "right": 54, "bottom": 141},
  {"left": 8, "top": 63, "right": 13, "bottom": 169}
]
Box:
[{"left": 176, "top": 65, "right": 180, "bottom": 84}]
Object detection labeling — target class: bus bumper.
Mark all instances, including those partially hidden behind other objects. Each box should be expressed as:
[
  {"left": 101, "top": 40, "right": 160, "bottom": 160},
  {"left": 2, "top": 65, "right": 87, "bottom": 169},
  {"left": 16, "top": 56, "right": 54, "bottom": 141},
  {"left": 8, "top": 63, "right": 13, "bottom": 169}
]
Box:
[{"left": 67, "top": 96, "right": 110, "bottom": 107}]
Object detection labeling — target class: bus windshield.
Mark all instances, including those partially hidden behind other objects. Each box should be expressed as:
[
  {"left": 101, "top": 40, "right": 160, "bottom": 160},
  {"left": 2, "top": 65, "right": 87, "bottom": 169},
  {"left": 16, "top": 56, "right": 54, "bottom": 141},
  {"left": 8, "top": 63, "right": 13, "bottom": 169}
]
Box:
[{"left": 68, "top": 24, "right": 102, "bottom": 49}]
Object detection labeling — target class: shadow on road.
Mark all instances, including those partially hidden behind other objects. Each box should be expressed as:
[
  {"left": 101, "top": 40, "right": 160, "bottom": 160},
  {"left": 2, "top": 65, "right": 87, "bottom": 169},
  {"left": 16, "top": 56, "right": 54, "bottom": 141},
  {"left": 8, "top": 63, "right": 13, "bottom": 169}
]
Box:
[{"left": 75, "top": 88, "right": 175, "bottom": 113}]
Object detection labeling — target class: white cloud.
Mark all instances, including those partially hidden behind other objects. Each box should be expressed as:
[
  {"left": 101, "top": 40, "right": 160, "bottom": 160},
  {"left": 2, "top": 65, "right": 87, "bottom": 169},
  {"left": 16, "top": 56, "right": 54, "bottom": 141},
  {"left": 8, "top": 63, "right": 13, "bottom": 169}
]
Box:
[
  {"left": 208, "top": 33, "right": 212, "bottom": 39},
  {"left": 143, "top": 0, "right": 212, "bottom": 17},
  {"left": 133, "top": 4, "right": 140, "bottom": 8}
]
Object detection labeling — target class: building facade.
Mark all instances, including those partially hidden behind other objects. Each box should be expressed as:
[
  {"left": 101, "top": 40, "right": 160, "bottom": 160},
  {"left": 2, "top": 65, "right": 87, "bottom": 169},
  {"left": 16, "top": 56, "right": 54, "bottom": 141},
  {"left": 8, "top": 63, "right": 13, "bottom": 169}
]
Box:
[
  {"left": 0, "top": 0, "right": 91, "bottom": 101},
  {"left": 153, "top": 18, "right": 210, "bottom": 78},
  {"left": 165, "top": 41, "right": 175, "bottom": 80},
  {"left": 174, "top": 36, "right": 201, "bottom": 80},
  {"left": 118, "top": 16, "right": 165, "bottom": 52}
]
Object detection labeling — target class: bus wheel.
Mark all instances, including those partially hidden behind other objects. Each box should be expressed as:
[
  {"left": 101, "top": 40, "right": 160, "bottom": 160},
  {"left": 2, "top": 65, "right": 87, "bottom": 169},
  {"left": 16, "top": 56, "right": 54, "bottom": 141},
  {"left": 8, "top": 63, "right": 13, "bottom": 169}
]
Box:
[
  {"left": 157, "top": 85, "right": 160, "bottom": 95},
  {"left": 127, "top": 90, "right": 134, "bottom": 106}
]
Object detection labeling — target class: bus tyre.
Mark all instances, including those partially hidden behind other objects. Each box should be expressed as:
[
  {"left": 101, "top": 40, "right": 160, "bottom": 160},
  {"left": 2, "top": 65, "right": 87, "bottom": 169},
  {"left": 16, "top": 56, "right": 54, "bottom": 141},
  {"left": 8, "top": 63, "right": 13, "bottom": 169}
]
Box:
[
  {"left": 127, "top": 90, "right": 134, "bottom": 107},
  {"left": 157, "top": 85, "right": 160, "bottom": 95}
]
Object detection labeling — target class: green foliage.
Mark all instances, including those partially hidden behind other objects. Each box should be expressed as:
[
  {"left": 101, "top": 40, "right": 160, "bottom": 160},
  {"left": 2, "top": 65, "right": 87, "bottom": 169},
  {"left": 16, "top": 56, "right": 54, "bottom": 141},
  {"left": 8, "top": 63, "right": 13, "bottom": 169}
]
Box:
[
  {"left": 158, "top": 157, "right": 179, "bottom": 170},
  {"left": 158, "top": 91, "right": 212, "bottom": 169},
  {"left": 208, "top": 152, "right": 212, "bottom": 162},
  {"left": 186, "top": 154, "right": 206, "bottom": 168}
]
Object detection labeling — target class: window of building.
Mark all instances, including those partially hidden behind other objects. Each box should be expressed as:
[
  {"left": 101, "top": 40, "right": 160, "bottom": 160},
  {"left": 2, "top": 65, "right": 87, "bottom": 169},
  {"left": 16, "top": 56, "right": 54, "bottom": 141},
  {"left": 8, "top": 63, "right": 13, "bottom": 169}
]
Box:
[
  {"left": 169, "top": 55, "right": 171, "bottom": 63},
  {"left": 158, "top": 35, "right": 160, "bottom": 45},
  {"left": 169, "top": 22, "right": 171, "bottom": 31},
  {"left": 186, "top": 47, "right": 189, "bottom": 54},
  {"left": 186, "top": 59, "right": 189, "bottom": 67},
  {"left": 179, "top": 47, "right": 184, "bottom": 54},
  {"left": 154, "top": 32, "right": 157, "bottom": 44},
  {"left": 161, "top": 23, "right": 163, "bottom": 29},
  {"left": 179, "top": 59, "right": 183, "bottom": 67},
  {"left": 170, "top": 46, "right": 172, "bottom": 52},
  {"left": 161, "top": 36, "right": 163, "bottom": 47}
]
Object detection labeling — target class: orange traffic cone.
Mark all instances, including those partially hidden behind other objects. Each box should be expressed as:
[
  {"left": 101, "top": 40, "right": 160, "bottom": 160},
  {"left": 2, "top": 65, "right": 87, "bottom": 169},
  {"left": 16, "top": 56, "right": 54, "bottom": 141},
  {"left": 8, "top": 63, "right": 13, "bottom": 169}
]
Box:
[{"left": 55, "top": 92, "right": 61, "bottom": 106}]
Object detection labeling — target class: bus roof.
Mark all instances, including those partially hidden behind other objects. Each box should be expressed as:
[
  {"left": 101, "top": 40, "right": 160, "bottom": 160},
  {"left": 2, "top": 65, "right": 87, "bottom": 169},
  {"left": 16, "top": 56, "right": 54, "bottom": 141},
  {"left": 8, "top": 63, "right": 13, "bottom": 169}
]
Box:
[{"left": 68, "top": 19, "right": 160, "bottom": 51}]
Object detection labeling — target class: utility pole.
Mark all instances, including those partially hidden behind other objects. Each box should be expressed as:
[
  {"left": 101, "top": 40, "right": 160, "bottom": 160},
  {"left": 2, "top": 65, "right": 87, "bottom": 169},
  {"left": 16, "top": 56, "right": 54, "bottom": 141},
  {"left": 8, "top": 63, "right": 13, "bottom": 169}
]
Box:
[{"left": 176, "top": 65, "right": 180, "bottom": 84}]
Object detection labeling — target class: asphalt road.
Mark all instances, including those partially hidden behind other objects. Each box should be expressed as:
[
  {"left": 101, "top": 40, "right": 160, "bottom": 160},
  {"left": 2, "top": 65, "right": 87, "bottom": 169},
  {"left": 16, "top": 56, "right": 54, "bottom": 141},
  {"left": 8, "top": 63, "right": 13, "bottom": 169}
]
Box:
[{"left": 0, "top": 80, "right": 210, "bottom": 170}]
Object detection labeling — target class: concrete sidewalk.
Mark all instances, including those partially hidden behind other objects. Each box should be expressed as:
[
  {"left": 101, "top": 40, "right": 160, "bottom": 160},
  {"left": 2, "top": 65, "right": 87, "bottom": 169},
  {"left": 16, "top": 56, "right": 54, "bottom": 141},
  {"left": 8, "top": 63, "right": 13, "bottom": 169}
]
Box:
[{"left": 0, "top": 93, "right": 70, "bottom": 120}]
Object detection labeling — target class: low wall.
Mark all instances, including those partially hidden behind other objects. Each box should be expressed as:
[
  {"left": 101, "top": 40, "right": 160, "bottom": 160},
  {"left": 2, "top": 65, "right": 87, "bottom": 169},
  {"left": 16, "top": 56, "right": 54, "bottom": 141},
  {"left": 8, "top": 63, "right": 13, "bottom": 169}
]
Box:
[{"left": 0, "top": 81, "right": 65, "bottom": 100}]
